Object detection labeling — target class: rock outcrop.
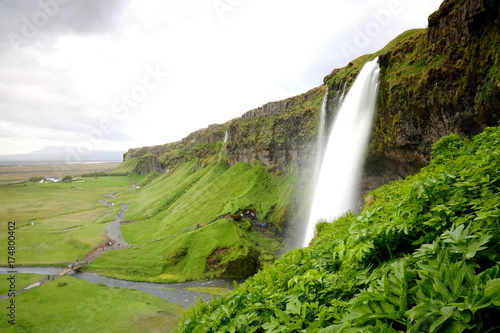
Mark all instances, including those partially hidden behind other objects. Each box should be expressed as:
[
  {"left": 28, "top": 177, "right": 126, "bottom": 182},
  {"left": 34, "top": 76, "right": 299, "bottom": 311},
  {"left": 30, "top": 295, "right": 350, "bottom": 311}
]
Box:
[{"left": 428, "top": 0, "right": 499, "bottom": 45}]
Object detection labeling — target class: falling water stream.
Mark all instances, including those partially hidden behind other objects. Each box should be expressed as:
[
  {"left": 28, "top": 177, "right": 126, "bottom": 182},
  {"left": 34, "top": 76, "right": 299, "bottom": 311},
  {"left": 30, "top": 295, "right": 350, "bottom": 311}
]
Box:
[{"left": 303, "top": 58, "right": 380, "bottom": 247}]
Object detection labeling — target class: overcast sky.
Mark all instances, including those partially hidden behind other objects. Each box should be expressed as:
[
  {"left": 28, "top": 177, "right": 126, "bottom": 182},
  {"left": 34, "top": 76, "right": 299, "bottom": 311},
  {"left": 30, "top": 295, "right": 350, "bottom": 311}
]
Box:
[{"left": 0, "top": 0, "right": 442, "bottom": 156}]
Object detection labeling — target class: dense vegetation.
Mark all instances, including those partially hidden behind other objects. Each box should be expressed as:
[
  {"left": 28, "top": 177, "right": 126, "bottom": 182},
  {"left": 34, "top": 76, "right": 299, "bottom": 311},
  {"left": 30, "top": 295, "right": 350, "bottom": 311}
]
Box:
[{"left": 176, "top": 125, "right": 500, "bottom": 332}]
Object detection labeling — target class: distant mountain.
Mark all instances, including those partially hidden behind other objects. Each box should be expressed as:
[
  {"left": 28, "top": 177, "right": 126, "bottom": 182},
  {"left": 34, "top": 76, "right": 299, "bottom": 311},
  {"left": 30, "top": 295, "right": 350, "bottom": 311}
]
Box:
[{"left": 0, "top": 146, "right": 125, "bottom": 162}]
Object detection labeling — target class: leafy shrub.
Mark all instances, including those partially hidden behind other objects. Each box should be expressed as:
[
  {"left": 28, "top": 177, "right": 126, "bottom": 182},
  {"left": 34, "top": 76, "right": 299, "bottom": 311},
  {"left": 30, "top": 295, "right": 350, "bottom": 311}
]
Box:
[
  {"left": 61, "top": 175, "right": 73, "bottom": 183},
  {"left": 430, "top": 133, "right": 464, "bottom": 165},
  {"left": 28, "top": 176, "right": 44, "bottom": 182}
]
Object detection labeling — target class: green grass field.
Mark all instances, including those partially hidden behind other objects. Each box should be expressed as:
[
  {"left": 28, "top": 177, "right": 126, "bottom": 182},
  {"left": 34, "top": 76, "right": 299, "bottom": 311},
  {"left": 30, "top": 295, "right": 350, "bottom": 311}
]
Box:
[
  {"left": 0, "top": 274, "right": 42, "bottom": 296},
  {"left": 0, "top": 276, "right": 184, "bottom": 332},
  {"left": 0, "top": 163, "right": 120, "bottom": 182},
  {"left": 0, "top": 177, "right": 131, "bottom": 265}
]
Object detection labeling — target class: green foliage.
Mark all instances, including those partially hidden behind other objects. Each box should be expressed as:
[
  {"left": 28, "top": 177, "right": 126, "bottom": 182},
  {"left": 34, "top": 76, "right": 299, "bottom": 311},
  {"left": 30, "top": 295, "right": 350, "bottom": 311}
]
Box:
[
  {"left": 61, "top": 175, "right": 73, "bottom": 182},
  {"left": 430, "top": 133, "right": 464, "bottom": 165},
  {"left": 28, "top": 176, "right": 44, "bottom": 182},
  {"left": 176, "top": 126, "right": 500, "bottom": 332}
]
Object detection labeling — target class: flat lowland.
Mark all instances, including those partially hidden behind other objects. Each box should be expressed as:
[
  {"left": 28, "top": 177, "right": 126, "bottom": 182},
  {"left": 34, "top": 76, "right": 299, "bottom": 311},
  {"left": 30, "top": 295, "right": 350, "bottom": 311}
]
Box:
[
  {"left": 0, "top": 275, "right": 184, "bottom": 332},
  {"left": 0, "top": 274, "right": 41, "bottom": 295},
  {"left": 0, "top": 162, "right": 120, "bottom": 182},
  {"left": 0, "top": 176, "right": 131, "bottom": 265}
]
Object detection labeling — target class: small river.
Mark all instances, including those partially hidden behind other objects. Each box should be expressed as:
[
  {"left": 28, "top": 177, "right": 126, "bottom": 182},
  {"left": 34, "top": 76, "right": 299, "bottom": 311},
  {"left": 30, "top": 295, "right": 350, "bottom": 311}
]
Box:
[{"left": 0, "top": 267, "right": 234, "bottom": 307}]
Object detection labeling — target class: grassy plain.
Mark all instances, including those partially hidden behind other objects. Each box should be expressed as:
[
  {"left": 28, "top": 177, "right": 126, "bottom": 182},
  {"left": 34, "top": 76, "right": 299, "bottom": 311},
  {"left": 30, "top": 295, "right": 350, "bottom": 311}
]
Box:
[
  {"left": 0, "top": 274, "right": 42, "bottom": 296},
  {"left": 0, "top": 176, "right": 131, "bottom": 265},
  {"left": 0, "top": 276, "right": 184, "bottom": 332},
  {"left": 0, "top": 162, "right": 120, "bottom": 182}
]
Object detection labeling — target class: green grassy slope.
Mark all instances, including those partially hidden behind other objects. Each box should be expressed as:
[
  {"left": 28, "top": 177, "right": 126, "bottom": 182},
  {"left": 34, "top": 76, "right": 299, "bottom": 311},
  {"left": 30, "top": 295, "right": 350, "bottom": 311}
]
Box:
[
  {"left": 176, "top": 126, "right": 500, "bottom": 332},
  {"left": 0, "top": 276, "right": 183, "bottom": 332},
  {"left": 86, "top": 160, "right": 295, "bottom": 282},
  {"left": 111, "top": 156, "right": 139, "bottom": 174}
]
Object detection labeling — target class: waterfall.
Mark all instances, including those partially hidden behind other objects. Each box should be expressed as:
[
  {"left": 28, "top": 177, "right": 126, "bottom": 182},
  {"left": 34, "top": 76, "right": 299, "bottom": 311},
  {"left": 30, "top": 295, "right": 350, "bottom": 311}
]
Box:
[
  {"left": 303, "top": 58, "right": 380, "bottom": 247},
  {"left": 219, "top": 131, "right": 229, "bottom": 161},
  {"left": 312, "top": 88, "right": 329, "bottom": 184},
  {"left": 312, "top": 85, "right": 347, "bottom": 185}
]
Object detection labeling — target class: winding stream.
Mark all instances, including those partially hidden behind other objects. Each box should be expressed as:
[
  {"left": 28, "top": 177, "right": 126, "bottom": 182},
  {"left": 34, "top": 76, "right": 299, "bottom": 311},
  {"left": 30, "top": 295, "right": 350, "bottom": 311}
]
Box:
[{"left": 0, "top": 267, "right": 233, "bottom": 307}]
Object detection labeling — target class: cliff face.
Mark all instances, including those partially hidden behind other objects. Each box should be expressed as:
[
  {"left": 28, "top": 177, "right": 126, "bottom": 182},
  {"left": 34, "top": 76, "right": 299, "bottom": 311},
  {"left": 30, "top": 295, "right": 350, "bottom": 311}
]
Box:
[
  {"left": 326, "top": 0, "right": 500, "bottom": 191},
  {"left": 125, "top": 0, "right": 499, "bottom": 192},
  {"left": 376, "top": 0, "right": 500, "bottom": 156},
  {"left": 225, "top": 87, "right": 323, "bottom": 173},
  {"left": 124, "top": 87, "right": 325, "bottom": 175}
]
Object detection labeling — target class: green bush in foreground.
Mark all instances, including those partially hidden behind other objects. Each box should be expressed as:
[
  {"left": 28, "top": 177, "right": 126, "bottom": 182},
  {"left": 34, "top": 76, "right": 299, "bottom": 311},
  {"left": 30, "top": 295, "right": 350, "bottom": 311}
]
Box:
[{"left": 176, "top": 126, "right": 500, "bottom": 332}]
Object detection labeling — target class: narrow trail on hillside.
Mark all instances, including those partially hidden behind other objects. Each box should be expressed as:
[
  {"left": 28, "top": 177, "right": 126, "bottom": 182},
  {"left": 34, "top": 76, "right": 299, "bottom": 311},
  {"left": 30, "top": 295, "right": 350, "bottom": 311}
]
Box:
[
  {"left": 83, "top": 201, "right": 133, "bottom": 264},
  {"left": 79, "top": 180, "right": 145, "bottom": 263}
]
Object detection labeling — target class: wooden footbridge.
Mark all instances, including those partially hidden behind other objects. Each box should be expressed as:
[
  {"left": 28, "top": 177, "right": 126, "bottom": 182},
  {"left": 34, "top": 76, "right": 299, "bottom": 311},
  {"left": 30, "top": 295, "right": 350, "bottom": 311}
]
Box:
[{"left": 58, "top": 261, "right": 86, "bottom": 276}]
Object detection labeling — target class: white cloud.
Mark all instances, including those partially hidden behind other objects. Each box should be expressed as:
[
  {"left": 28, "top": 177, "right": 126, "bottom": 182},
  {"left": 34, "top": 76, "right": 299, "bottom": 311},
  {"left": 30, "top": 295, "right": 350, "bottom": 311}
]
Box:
[{"left": 0, "top": 0, "right": 442, "bottom": 155}]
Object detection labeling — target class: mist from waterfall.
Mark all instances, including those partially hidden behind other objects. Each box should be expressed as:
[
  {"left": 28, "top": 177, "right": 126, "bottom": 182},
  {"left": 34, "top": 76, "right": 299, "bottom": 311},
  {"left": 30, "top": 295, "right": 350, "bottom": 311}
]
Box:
[{"left": 303, "top": 58, "right": 380, "bottom": 247}]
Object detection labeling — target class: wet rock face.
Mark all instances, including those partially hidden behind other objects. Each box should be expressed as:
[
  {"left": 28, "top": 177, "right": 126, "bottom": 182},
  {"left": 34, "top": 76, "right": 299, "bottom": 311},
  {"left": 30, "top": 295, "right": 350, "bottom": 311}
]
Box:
[
  {"left": 368, "top": 0, "right": 499, "bottom": 171},
  {"left": 360, "top": 155, "right": 426, "bottom": 195},
  {"left": 226, "top": 105, "right": 318, "bottom": 172},
  {"left": 428, "top": 0, "right": 500, "bottom": 46},
  {"left": 124, "top": 86, "right": 325, "bottom": 175},
  {"left": 134, "top": 155, "right": 168, "bottom": 175}
]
